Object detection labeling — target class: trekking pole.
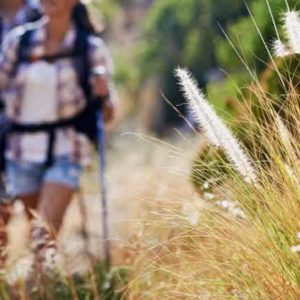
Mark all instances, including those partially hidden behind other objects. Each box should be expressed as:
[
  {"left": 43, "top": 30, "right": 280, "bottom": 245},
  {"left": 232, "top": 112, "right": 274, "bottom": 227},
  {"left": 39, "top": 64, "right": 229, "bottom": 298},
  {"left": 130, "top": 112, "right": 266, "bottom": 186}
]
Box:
[
  {"left": 95, "top": 104, "right": 110, "bottom": 270},
  {"left": 0, "top": 113, "right": 12, "bottom": 201},
  {"left": 93, "top": 67, "right": 111, "bottom": 270}
]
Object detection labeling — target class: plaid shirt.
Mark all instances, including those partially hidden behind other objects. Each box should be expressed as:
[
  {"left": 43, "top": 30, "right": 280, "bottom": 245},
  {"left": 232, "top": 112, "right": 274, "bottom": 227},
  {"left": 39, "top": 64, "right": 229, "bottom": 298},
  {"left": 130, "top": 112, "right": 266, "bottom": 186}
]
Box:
[{"left": 0, "top": 19, "right": 114, "bottom": 165}]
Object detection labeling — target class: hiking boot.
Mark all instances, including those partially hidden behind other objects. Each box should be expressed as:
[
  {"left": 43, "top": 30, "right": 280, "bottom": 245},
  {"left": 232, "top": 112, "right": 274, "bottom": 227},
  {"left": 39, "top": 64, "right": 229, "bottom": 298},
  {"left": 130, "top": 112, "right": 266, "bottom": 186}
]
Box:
[
  {"left": 0, "top": 227, "right": 7, "bottom": 275},
  {"left": 0, "top": 203, "right": 11, "bottom": 275},
  {"left": 30, "top": 219, "right": 59, "bottom": 276}
]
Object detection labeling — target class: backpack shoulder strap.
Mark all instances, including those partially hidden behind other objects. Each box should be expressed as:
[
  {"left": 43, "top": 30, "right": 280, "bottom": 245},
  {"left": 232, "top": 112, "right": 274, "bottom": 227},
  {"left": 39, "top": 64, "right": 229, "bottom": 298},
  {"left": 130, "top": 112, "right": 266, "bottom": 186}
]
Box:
[
  {"left": 0, "top": 17, "right": 3, "bottom": 46},
  {"left": 73, "top": 27, "right": 92, "bottom": 101},
  {"left": 17, "top": 28, "right": 34, "bottom": 64},
  {"left": 25, "top": 7, "right": 42, "bottom": 23},
  {"left": 16, "top": 20, "right": 42, "bottom": 64}
]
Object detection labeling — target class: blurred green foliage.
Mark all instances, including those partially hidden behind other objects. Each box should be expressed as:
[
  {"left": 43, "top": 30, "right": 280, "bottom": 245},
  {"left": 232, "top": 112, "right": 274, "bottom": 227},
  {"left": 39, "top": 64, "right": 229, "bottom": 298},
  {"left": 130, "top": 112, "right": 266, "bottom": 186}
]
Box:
[
  {"left": 91, "top": 0, "right": 119, "bottom": 21},
  {"left": 216, "top": 0, "right": 299, "bottom": 72},
  {"left": 136, "top": 0, "right": 250, "bottom": 126},
  {"left": 137, "top": 0, "right": 300, "bottom": 123},
  {"left": 93, "top": 0, "right": 300, "bottom": 118},
  {"left": 192, "top": 0, "right": 300, "bottom": 188},
  {"left": 92, "top": 0, "right": 300, "bottom": 185},
  {"left": 212, "top": 0, "right": 300, "bottom": 111},
  {"left": 139, "top": 0, "right": 249, "bottom": 76}
]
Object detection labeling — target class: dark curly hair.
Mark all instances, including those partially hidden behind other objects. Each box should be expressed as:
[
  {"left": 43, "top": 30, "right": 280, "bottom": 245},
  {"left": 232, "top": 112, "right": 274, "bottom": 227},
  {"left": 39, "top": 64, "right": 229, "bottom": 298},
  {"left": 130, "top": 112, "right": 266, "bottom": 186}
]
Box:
[{"left": 72, "top": 2, "right": 97, "bottom": 34}]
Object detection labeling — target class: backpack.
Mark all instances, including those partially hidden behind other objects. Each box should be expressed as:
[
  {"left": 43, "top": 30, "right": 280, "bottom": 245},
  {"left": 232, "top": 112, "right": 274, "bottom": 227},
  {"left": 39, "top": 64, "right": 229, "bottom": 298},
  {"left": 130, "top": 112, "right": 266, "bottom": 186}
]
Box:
[{"left": 0, "top": 24, "right": 102, "bottom": 170}]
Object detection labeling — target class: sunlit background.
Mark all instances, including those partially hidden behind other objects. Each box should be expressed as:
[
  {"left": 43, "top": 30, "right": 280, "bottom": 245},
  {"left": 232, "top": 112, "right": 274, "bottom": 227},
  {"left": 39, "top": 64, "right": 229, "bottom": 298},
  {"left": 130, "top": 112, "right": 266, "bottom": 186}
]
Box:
[{"left": 91, "top": 0, "right": 298, "bottom": 135}]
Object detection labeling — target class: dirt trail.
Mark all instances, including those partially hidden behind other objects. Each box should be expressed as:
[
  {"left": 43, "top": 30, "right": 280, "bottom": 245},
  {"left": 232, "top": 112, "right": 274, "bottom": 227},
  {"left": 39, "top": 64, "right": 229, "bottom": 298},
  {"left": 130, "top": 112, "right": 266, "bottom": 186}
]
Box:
[{"left": 7, "top": 132, "right": 199, "bottom": 275}]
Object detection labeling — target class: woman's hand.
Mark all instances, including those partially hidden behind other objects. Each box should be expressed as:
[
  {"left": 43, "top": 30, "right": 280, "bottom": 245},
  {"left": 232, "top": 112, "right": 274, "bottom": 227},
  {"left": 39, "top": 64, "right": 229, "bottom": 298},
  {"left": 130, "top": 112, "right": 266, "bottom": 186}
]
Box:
[
  {"left": 92, "top": 75, "right": 116, "bottom": 124},
  {"left": 102, "top": 97, "right": 116, "bottom": 124}
]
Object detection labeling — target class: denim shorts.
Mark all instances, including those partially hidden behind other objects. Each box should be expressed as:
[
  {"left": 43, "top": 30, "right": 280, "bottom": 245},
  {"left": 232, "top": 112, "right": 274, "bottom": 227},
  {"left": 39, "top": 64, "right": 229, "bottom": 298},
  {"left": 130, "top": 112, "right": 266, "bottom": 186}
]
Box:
[{"left": 6, "top": 156, "right": 82, "bottom": 196}]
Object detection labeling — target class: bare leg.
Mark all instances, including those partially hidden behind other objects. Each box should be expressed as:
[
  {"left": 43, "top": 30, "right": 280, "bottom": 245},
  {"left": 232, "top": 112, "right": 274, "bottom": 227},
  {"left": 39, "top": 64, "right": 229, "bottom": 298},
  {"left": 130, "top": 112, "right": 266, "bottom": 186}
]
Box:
[
  {"left": 30, "top": 183, "right": 74, "bottom": 272},
  {"left": 37, "top": 183, "right": 74, "bottom": 234},
  {"left": 19, "top": 193, "right": 39, "bottom": 219}
]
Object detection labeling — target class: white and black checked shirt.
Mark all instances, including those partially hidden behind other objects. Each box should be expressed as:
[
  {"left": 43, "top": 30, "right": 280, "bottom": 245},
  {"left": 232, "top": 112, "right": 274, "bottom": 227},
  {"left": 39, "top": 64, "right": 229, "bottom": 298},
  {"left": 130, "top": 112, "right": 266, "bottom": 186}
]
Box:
[{"left": 0, "top": 19, "right": 114, "bottom": 165}]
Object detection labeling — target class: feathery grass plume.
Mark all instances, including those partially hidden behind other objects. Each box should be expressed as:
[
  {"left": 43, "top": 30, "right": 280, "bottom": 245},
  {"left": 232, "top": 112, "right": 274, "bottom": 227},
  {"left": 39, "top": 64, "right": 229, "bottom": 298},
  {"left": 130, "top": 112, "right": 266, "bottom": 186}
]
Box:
[
  {"left": 175, "top": 67, "right": 257, "bottom": 184},
  {"left": 283, "top": 10, "right": 300, "bottom": 54},
  {"left": 275, "top": 114, "right": 290, "bottom": 144},
  {"left": 272, "top": 39, "right": 290, "bottom": 57},
  {"left": 274, "top": 114, "right": 297, "bottom": 162}
]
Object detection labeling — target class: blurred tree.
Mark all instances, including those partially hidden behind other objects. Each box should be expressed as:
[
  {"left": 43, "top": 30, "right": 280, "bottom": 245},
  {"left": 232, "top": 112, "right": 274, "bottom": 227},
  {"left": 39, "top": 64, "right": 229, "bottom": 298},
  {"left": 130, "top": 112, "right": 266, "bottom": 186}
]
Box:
[
  {"left": 192, "top": 0, "right": 300, "bottom": 189},
  {"left": 138, "top": 0, "right": 251, "bottom": 134},
  {"left": 206, "top": 0, "right": 300, "bottom": 125},
  {"left": 215, "top": 0, "right": 300, "bottom": 73}
]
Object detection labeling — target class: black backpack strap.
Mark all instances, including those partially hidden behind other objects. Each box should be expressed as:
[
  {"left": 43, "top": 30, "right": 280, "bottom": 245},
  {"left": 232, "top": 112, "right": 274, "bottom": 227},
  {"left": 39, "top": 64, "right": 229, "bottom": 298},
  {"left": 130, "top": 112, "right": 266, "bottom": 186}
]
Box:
[
  {"left": 0, "top": 17, "right": 4, "bottom": 112},
  {"left": 17, "top": 6, "right": 43, "bottom": 58},
  {"left": 0, "top": 5, "right": 41, "bottom": 48},
  {"left": 25, "top": 7, "right": 42, "bottom": 23},
  {"left": 71, "top": 27, "right": 100, "bottom": 143},
  {"left": 73, "top": 27, "right": 91, "bottom": 100},
  {"left": 17, "top": 27, "right": 34, "bottom": 64},
  {"left": 0, "top": 17, "right": 3, "bottom": 46}
]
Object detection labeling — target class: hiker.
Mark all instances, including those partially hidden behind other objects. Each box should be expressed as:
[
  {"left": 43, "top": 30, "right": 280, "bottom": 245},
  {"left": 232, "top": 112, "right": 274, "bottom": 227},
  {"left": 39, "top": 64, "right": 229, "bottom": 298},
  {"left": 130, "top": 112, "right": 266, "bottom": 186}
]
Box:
[
  {"left": 0, "top": 0, "right": 115, "bottom": 269},
  {"left": 0, "top": 0, "right": 41, "bottom": 44}
]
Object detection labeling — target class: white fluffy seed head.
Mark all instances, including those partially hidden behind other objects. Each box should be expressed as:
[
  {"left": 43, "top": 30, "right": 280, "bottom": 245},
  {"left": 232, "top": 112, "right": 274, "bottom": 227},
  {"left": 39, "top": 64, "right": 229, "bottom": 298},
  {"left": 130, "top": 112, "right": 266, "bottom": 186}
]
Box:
[
  {"left": 291, "top": 245, "right": 300, "bottom": 253},
  {"left": 175, "top": 67, "right": 257, "bottom": 184},
  {"left": 283, "top": 10, "right": 300, "bottom": 54},
  {"left": 275, "top": 114, "right": 290, "bottom": 144},
  {"left": 175, "top": 67, "right": 222, "bottom": 147},
  {"left": 272, "top": 39, "right": 291, "bottom": 57},
  {"left": 275, "top": 114, "right": 298, "bottom": 162}
]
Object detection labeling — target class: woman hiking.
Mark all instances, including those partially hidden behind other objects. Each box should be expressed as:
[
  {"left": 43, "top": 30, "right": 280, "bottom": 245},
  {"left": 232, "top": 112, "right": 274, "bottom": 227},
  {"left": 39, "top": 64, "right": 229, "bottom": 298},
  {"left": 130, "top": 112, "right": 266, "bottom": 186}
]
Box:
[{"left": 0, "top": 0, "right": 115, "bottom": 272}]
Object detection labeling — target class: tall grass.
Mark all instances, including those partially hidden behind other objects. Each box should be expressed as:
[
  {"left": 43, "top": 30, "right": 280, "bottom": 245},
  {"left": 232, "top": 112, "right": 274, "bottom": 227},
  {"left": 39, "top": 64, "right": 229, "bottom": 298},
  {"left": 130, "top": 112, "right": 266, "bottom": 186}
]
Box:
[
  {"left": 125, "top": 78, "right": 300, "bottom": 300},
  {"left": 125, "top": 8, "right": 300, "bottom": 299}
]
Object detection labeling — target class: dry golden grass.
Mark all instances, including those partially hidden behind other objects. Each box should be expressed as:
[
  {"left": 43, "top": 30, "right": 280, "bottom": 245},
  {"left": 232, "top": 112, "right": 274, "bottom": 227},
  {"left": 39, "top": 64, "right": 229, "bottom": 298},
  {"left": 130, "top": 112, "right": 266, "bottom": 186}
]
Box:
[
  {"left": 123, "top": 88, "right": 300, "bottom": 299},
  {"left": 6, "top": 83, "right": 300, "bottom": 299}
]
